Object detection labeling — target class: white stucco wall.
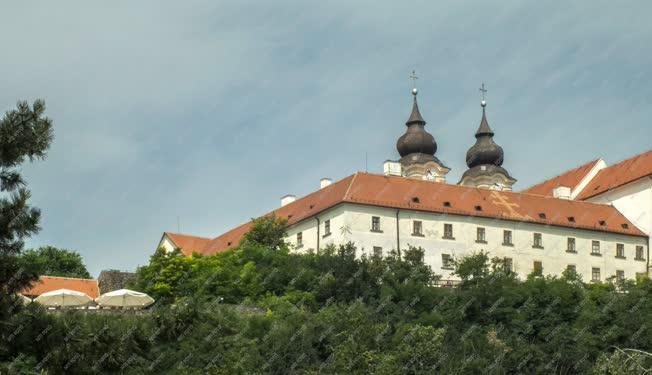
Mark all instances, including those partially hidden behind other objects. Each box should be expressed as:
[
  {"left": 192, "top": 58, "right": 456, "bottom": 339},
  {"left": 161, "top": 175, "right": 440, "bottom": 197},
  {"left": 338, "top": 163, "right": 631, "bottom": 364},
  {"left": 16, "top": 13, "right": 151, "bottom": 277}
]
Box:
[
  {"left": 586, "top": 178, "right": 652, "bottom": 237},
  {"left": 159, "top": 235, "right": 177, "bottom": 253},
  {"left": 285, "top": 203, "right": 649, "bottom": 281}
]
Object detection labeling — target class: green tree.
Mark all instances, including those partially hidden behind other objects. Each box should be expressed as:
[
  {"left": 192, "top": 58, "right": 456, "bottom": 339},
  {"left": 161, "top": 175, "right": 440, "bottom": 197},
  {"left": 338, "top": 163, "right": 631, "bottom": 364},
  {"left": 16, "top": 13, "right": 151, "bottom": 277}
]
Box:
[
  {"left": 0, "top": 100, "right": 53, "bottom": 301},
  {"left": 18, "top": 246, "right": 91, "bottom": 279}
]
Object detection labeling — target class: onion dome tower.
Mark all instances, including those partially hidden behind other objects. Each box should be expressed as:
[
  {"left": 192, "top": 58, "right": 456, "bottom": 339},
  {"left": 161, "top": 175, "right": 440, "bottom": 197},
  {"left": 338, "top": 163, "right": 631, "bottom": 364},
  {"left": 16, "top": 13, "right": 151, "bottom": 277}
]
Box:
[
  {"left": 459, "top": 84, "right": 516, "bottom": 190},
  {"left": 393, "top": 73, "right": 449, "bottom": 181}
]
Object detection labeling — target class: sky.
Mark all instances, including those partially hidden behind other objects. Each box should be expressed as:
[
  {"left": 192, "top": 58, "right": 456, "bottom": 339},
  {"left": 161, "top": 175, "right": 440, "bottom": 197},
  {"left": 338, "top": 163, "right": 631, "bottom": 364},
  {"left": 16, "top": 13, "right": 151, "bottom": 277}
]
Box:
[{"left": 2, "top": 1, "right": 651, "bottom": 276}]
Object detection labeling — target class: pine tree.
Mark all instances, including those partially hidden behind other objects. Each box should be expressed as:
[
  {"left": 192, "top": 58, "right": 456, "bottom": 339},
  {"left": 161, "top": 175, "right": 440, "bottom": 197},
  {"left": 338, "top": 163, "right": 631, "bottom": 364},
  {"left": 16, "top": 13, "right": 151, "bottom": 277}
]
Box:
[{"left": 0, "top": 100, "right": 53, "bottom": 300}]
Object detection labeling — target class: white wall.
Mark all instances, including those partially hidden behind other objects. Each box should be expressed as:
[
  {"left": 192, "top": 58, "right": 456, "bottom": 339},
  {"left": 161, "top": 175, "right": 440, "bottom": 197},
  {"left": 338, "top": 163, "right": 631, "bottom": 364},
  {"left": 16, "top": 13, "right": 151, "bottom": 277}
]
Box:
[
  {"left": 286, "top": 203, "right": 649, "bottom": 281},
  {"left": 587, "top": 178, "right": 652, "bottom": 237}
]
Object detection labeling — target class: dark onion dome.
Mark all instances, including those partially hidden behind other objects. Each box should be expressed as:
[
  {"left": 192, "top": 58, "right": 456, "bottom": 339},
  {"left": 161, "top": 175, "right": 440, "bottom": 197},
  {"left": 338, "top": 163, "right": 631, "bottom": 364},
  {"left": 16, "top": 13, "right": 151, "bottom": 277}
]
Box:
[
  {"left": 465, "top": 103, "right": 504, "bottom": 168},
  {"left": 396, "top": 89, "right": 437, "bottom": 157}
]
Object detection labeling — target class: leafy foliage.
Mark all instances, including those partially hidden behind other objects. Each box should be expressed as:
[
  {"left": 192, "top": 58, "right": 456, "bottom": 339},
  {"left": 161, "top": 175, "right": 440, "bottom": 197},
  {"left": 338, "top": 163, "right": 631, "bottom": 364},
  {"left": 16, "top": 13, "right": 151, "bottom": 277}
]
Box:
[
  {"left": 18, "top": 246, "right": 91, "bottom": 279},
  {"left": 4, "top": 217, "right": 652, "bottom": 373}
]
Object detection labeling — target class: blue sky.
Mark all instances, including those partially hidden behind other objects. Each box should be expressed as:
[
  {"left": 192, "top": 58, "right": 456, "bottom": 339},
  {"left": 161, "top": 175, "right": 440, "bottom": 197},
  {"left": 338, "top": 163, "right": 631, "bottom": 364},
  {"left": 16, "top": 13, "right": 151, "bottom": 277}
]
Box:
[{"left": 2, "top": 1, "right": 650, "bottom": 276}]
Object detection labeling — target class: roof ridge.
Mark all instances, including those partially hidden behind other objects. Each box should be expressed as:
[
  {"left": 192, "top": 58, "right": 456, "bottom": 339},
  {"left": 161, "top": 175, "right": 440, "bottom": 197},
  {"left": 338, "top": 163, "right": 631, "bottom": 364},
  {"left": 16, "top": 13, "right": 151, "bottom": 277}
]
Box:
[
  {"left": 40, "top": 275, "right": 97, "bottom": 282},
  {"left": 165, "top": 232, "right": 212, "bottom": 240},
  {"left": 521, "top": 158, "right": 601, "bottom": 192}
]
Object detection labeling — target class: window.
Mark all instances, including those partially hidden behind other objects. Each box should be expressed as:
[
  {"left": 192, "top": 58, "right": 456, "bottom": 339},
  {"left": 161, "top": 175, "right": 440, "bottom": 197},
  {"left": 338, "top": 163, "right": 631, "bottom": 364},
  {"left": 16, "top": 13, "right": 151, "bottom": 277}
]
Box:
[
  {"left": 443, "top": 224, "right": 454, "bottom": 239},
  {"left": 504, "top": 258, "right": 513, "bottom": 273},
  {"left": 476, "top": 227, "right": 486, "bottom": 243},
  {"left": 567, "top": 238, "right": 576, "bottom": 252},
  {"left": 503, "top": 230, "right": 513, "bottom": 246},
  {"left": 323, "top": 220, "right": 331, "bottom": 237},
  {"left": 592, "top": 267, "right": 601, "bottom": 282},
  {"left": 566, "top": 264, "right": 576, "bottom": 274},
  {"left": 373, "top": 246, "right": 383, "bottom": 257},
  {"left": 533, "top": 233, "right": 543, "bottom": 249},
  {"left": 616, "top": 243, "right": 625, "bottom": 259},
  {"left": 635, "top": 246, "right": 645, "bottom": 260},
  {"left": 442, "top": 254, "right": 454, "bottom": 269},
  {"left": 412, "top": 221, "right": 423, "bottom": 236},
  {"left": 591, "top": 241, "right": 601, "bottom": 255},
  {"left": 533, "top": 261, "right": 543, "bottom": 276},
  {"left": 371, "top": 216, "right": 382, "bottom": 232},
  {"left": 616, "top": 270, "right": 625, "bottom": 282},
  {"left": 296, "top": 232, "right": 303, "bottom": 248}
]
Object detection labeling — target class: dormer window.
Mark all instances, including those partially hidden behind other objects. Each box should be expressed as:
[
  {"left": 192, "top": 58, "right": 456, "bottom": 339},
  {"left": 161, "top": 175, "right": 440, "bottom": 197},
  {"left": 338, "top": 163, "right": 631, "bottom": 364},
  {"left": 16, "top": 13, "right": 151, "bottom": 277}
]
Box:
[
  {"left": 474, "top": 205, "right": 483, "bottom": 211},
  {"left": 411, "top": 197, "right": 420, "bottom": 204},
  {"left": 621, "top": 223, "right": 629, "bottom": 229},
  {"left": 539, "top": 213, "right": 546, "bottom": 219},
  {"left": 567, "top": 216, "right": 575, "bottom": 223},
  {"left": 443, "top": 201, "right": 452, "bottom": 208},
  {"left": 598, "top": 220, "right": 607, "bottom": 226}
]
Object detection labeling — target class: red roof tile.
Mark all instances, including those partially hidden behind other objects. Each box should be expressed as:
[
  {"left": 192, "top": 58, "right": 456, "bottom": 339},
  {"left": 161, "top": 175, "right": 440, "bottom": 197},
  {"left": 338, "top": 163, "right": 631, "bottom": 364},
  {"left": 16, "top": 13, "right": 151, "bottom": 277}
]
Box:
[
  {"left": 22, "top": 276, "right": 100, "bottom": 299},
  {"left": 577, "top": 150, "right": 652, "bottom": 200},
  {"left": 194, "top": 172, "right": 645, "bottom": 255},
  {"left": 521, "top": 159, "right": 601, "bottom": 197},
  {"left": 164, "top": 232, "right": 212, "bottom": 256}
]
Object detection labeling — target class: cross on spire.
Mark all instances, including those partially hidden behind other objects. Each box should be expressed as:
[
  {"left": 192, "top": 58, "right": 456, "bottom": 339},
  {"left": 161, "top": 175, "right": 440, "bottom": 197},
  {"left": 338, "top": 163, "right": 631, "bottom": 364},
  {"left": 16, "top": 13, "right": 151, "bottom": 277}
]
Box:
[
  {"left": 410, "top": 70, "right": 418, "bottom": 96},
  {"left": 479, "top": 83, "right": 487, "bottom": 107}
]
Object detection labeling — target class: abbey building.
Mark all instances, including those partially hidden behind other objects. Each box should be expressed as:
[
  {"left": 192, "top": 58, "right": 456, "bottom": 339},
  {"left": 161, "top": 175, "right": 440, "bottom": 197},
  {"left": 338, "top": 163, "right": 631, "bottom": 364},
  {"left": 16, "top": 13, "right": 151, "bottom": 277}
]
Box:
[{"left": 158, "top": 84, "right": 651, "bottom": 283}]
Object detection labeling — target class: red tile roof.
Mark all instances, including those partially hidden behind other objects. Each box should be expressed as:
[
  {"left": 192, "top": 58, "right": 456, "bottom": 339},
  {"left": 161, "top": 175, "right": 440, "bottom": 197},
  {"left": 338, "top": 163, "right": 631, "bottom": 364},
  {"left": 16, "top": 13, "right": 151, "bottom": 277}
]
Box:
[
  {"left": 177, "top": 173, "right": 645, "bottom": 256},
  {"left": 521, "top": 159, "right": 601, "bottom": 197},
  {"left": 164, "top": 232, "right": 212, "bottom": 256},
  {"left": 22, "top": 276, "right": 100, "bottom": 299},
  {"left": 577, "top": 150, "right": 652, "bottom": 200}
]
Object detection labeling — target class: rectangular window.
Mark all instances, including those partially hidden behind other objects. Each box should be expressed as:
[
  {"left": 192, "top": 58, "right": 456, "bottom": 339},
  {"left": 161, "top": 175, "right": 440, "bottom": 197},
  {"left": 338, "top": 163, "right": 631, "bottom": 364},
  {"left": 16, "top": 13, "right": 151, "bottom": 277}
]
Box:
[
  {"left": 636, "top": 246, "right": 645, "bottom": 260},
  {"left": 591, "top": 241, "right": 601, "bottom": 255},
  {"left": 412, "top": 220, "right": 423, "bottom": 236},
  {"left": 533, "top": 261, "right": 543, "bottom": 276},
  {"left": 616, "top": 270, "right": 625, "bottom": 282},
  {"left": 442, "top": 254, "right": 454, "bottom": 269},
  {"left": 503, "top": 230, "right": 513, "bottom": 246},
  {"left": 373, "top": 246, "right": 382, "bottom": 257},
  {"left": 324, "top": 220, "right": 331, "bottom": 236},
  {"left": 443, "top": 224, "right": 454, "bottom": 239},
  {"left": 476, "top": 227, "right": 486, "bottom": 243},
  {"left": 371, "top": 216, "right": 381, "bottom": 232},
  {"left": 566, "top": 264, "right": 576, "bottom": 274},
  {"left": 616, "top": 243, "right": 625, "bottom": 258},
  {"left": 592, "top": 267, "right": 601, "bottom": 282},
  {"left": 533, "top": 233, "right": 543, "bottom": 248},
  {"left": 296, "top": 232, "right": 303, "bottom": 247},
  {"left": 567, "top": 237, "right": 576, "bottom": 252},
  {"left": 504, "top": 257, "right": 513, "bottom": 272}
]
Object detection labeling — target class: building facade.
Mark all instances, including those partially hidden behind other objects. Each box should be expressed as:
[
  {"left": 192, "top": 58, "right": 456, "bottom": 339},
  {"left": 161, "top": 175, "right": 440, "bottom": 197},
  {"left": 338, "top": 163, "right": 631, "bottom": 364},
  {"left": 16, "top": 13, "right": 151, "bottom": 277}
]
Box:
[{"left": 157, "top": 83, "right": 651, "bottom": 283}]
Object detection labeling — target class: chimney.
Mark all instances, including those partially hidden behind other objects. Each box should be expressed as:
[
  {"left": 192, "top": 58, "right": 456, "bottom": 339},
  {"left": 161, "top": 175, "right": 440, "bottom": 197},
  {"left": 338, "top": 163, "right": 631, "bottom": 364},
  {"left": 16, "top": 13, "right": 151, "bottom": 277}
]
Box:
[
  {"left": 552, "top": 186, "right": 571, "bottom": 200},
  {"left": 281, "top": 194, "right": 296, "bottom": 207},
  {"left": 383, "top": 160, "right": 402, "bottom": 176},
  {"left": 320, "top": 178, "right": 332, "bottom": 189}
]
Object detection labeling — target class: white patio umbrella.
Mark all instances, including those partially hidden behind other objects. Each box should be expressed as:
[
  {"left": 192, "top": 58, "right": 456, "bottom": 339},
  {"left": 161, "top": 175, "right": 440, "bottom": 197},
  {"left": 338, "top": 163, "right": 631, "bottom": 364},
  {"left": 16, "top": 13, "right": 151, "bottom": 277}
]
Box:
[
  {"left": 35, "top": 289, "right": 92, "bottom": 307},
  {"left": 95, "top": 289, "right": 154, "bottom": 308}
]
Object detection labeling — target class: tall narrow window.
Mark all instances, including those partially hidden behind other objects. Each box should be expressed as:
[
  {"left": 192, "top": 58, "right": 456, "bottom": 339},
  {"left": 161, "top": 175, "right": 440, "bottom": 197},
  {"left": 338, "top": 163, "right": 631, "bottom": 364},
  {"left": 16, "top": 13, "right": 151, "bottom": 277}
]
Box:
[
  {"left": 503, "top": 230, "right": 513, "bottom": 246},
  {"left": 591, "top": 241, "right": 601, "bottom": 255},
  {"left": 441, "top": 254, "right": 454, "bottom": 269},
  {"left": 504, "top": 257, "right": 513, "bottom": 272},
  {"left": 533, "top": 233, "right": 543, "bottom": 249},
  {"left": 443, "top": 224, "right": 454, "bottom": 239},
  {"left": 616, "top": 270, "right": 625, "bottom": 282},
  {"left": 412, "top": 221, "right": 423, "bottom": 236},
  {"left": 373, "top": 246, "right": 383, "bottom": 257},
  {"left": 566, "top": 264, "right": 576, "bottom": 274},
  {"left": 616, "top": 243, "right": 625, "bottom": 258},
  {"left": 323, "top": 220, "right": 331, "bottom": 236},
  {"left": 371, "top": 216, "right": 381, "bottom": 232},
  {"left": 635, "top": 246, "right": 645, "bottom": 260},
  {"left": 567, "top": 237, "right": 576, "bottom": 252},
  {"left": 533, "top": 261, "right": 543, "bottom": 276},
  {"left": 296, "top": 232, "right": 303, "bottom": 247},
  {"left": 592, "top": 267, "right": 601, "bottom": 282},
  {"left": 476, "top": 227, "right": 486, "bottom": 243}
]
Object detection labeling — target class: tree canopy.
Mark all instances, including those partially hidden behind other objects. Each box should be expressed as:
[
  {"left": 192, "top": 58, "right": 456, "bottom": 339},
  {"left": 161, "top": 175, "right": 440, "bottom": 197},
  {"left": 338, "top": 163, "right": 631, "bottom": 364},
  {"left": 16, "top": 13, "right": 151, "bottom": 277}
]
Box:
[{"left": 18, "top": 246, "right": 91, "bottom": 279}]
